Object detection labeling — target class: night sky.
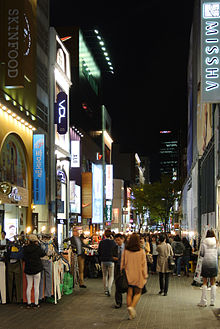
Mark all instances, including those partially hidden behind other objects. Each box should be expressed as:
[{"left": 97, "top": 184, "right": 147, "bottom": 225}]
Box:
[{"left": 50, "top": 0, "right": 195, "bottom": 157}]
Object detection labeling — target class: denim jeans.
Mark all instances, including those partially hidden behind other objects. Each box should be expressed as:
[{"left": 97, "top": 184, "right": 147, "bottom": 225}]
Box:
[
  {"left": 182, "top": 256, "right": 190, "bottom": 274},
  {"left": 175, "top": 256, "right": 182, "bottom": 275},
  {"left": 101, "top": 262, "right": 114, "bottom": 294}
]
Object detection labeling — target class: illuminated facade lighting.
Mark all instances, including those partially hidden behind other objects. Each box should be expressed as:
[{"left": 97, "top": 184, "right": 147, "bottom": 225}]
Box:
[{"left": 0, "top": 102, "right": 36, "bottom": 132}]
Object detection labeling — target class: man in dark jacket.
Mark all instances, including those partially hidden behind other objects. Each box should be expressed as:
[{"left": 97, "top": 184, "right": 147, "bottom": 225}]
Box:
[
  {"left": 98, "top": 230, "right": 116, "bottom": 296},
  {"left": 113, "top": 233, "right": 125, "bottom": 308},
  {"left": 70, "top": 227, "right": 87, "bottom": 288}
]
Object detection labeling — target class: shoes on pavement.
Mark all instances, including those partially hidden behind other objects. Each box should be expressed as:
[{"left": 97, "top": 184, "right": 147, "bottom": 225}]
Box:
[
  {"left": 127, "top": 306, "right": 136, "bottom": 320},
  {"left": 158, "top": 290, "right": 163, "bottom": 295},
  {"left": 79, "top": 285, "right": 87, "bottom": 288},
  {"left": 114, "top": 304, "right": 122, "bottom": 309},
  {"left": 163, "top": 292, "right": 167, "bottom": 296},
  {"left": 197, "top": 302, "right": 207, "bottom": 307},
  {"left": 33, "top": 304, "right": 40, "bottom": 309},
  {"left": 178, "top": 274, "right": 181, "bottom": 277}
]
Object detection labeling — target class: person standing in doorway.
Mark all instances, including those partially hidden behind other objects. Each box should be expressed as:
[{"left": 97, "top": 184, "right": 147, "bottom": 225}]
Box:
[{"left": 98, "top": 230, "right": 116, "bottom": 296}]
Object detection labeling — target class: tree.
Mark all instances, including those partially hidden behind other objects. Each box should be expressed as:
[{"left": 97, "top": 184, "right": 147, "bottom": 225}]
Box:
[{"left": 131, "top": 175, "right": 182, "bottom": 232}]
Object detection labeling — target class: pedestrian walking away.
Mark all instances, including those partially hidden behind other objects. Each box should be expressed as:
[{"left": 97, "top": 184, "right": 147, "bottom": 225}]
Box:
[
  {"left": 121, "top": 233, "right": 148, "bottom": 320},
  {"left": 98, "top": 229, "right": 116, "bottom": 296},
  {"left": 156, "top": 234, "right": 173, "bottom": 296},
  {"left": 197, "top": 229, "right": 220, "bottom": 307},
  {"left": 171, "top": 235, "right": 185, "bottom": 277}
]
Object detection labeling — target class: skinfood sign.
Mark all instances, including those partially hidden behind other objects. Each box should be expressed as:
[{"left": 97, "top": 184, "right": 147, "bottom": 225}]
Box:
[{"left": 4, "top": 0, "right": 24, "bottom": 88}]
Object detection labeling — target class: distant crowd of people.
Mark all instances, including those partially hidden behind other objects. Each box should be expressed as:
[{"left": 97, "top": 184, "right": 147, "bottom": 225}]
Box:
[{"left": 96, "top": 229, "right": 219, "bottom": 320}]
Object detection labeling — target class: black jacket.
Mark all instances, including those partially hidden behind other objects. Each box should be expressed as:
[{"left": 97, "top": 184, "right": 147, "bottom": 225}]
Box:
[
  {"left": 23, "top": 243, "right": 46, "bottom": 275},
  {"left": 98, "top": 239, "right": 116, "bottom": 262}
]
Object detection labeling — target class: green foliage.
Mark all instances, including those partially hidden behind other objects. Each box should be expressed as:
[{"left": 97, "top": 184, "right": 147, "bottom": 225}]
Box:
[{"left": 131, "top": 175, "right": 182, "bottom": 226}]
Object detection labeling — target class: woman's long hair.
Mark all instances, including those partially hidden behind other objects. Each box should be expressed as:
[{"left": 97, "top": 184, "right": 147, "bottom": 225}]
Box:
[{"left": 125, "top": 233, "right": 140, "bottom": 252}]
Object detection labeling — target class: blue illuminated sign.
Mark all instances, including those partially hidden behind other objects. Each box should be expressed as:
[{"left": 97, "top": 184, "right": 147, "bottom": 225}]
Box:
[
  {"left": 33, "top": 134, "right": 46, "bottom": 204},
  {"left": 54, "top": 91, "right": 68, "bottom": 134}
]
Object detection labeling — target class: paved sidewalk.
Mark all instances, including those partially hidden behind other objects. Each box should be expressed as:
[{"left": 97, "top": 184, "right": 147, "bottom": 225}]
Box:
[{"left": 0, "top": 274, "right": 220, "bottom": 329}]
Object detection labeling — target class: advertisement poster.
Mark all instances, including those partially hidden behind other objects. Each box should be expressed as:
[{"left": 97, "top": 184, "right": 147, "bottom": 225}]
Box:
[
  {"left": 33, "top": 134, "right": 46, "bottom": 204},
  {"left": 92, "top": 164, "right": 103, "bottom": 224},
  {"left": 5, "top": 218, "right": 18, "bottom": 241}
]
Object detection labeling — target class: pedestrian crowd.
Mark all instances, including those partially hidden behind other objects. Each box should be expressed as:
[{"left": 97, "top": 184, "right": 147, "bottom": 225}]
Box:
[{"left": 96, "top": 229, "right": 219, "bottom": 320}]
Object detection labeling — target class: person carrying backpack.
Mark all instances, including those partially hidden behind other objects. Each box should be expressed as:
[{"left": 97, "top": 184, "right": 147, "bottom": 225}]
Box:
[{"left": 171, "top": 235, "right": 185, "bottom": 277}]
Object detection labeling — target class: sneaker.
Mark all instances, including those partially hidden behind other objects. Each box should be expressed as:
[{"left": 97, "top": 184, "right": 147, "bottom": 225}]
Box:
[
  {"left": 158, "top": 290, "right": 163, "bottom": 295},
  {"left": 197, "top": 302, "right": 207, "bottom": 307},
  {"left": 178, "top": 274, "right": 181, "bottom": 277},
  {"left": 127, "top": 306, "right": 136, "bottom": 320}
]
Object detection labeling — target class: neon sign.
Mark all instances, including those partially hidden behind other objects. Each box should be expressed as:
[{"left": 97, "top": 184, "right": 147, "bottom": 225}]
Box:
[{"left": 54, "top": 91, "right": 68, "bottom": 134}]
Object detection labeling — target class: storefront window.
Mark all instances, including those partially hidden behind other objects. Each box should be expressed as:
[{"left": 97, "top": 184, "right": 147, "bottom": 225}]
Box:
[{"left": 0, "top": 134, "right": 27, "bottom": 188}]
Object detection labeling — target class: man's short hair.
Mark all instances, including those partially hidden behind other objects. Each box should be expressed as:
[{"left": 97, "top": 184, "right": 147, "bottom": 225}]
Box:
[
  {"left": 104, "top": 229, "right": 112, "bottom": 238},
  {"left": 115, "top": 233, "right": 123, "bottom": 239}
]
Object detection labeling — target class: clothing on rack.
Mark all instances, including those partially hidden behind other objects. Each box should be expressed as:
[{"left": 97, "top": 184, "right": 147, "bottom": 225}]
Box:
[{"left": 0, "top": 262, "right": 6, "bottom": 304}]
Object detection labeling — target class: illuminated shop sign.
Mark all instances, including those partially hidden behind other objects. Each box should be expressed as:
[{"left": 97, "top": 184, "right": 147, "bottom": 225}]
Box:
[
  {"left": 201, "top": 0, "right": 220, "bottom": 102},
  {"left": 4, "top": 0, "right": 24, "bottom": 88},
  {"left": 33, "top": 134, "right": 46, "bottom": 204},
  {"left": 54, "top": 91, "right": 68, "bottom": 134},
  {"left": 105, "top": 200, "right": 112, "bottom": 221},
  {"left": 71, "top": 141, "right": 80, "bottom": 168},
  {"left": 105, "top": 165, "right": 113, "bottom": 200},
  {"left": 92, "top": 164, "right": 103, "bottom": 224}
]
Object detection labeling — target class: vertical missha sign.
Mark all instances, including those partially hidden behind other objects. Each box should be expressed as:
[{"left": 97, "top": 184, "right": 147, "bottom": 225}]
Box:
[
  {"left": 4, "top": 0, "right": 25, "bottom": 88},
  {"left": 201, "top": 0, "right": 220, "bottom": 102}
]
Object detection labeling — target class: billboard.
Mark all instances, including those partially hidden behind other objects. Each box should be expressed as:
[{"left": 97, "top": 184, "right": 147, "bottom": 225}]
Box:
[
  {"left": 70, "top": 184, "right": 81, "bottom": 214},
  {"left": 71, "top": 140, "right": 80, "bottom": 167},
  {"left": 197, "top": 90, "right": 212, "bottom": 155},
  {"left": 105, "top": 164, "right": 113, "bottom": 200},
  {"left": 82, "top": 172, "right": 92, "bottom": 218},
  {"left": 92, "top": 164, "right": 103, "bottom": 224},
  {"left": 33, "top": 134, "right": 46, "bottom": 204},
  {"left": 201, "top": 0, "right": 220, "bottom": 103}
]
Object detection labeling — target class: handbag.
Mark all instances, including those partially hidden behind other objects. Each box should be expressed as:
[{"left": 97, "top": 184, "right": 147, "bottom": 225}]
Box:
[
  {"left": 146, "top": 253, "right": 153, "bottom": 264},
  {"left": 117, "top": 269, "right": 128, "bottom": 293},
  {"left": 167, "top": 245, "right": 175, "bottom": 271}
]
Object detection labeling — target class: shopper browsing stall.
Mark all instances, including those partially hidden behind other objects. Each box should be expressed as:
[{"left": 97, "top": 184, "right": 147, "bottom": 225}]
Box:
[{"left": 23, "top": 234, "right": 46, "bottom": 308}]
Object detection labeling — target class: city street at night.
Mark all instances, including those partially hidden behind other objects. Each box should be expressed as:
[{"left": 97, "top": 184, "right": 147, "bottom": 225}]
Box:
[{"left": 0, "top": 274, "right": 220, "bottom": 329}]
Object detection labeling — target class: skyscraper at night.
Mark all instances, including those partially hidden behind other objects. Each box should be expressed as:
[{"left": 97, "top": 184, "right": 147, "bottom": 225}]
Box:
[{"left": 159, "top": 130, "right": 179, "bottom": 179}]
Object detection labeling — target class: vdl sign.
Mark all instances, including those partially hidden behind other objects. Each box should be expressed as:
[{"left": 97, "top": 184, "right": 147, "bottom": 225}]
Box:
[
  {"left": 201, "top": 1, "right": 220, "bottom": 103},
  {"left": 54, "top": 91, "right": 68, "bottom": 134}
]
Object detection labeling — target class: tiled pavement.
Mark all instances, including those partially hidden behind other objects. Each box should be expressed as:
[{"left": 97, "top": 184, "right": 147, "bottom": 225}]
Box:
[{"left": 0, "top": 273, "right": 220, "bottom": 329}]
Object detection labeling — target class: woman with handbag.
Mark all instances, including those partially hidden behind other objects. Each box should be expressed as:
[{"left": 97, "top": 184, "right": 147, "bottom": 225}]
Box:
[
  {"left": 156, "top": 234, "right": 173, "bottom": 296},
  {"left": 121, "top": 233, "right": 147, "bottom": 320}
]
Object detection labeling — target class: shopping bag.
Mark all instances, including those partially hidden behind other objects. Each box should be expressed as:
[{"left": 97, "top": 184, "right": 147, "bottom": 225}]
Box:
[
  {"left": 63, "top": 272, "right": 73, "bottom": 295},
  {"left": 117, "top": 269, "right": 128, "bottom": 294}
]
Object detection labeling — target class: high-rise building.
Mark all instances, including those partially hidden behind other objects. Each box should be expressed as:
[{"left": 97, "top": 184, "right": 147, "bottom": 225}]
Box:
[{"left": 159, "top": 130, "right": 179, "bottom": 179}]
